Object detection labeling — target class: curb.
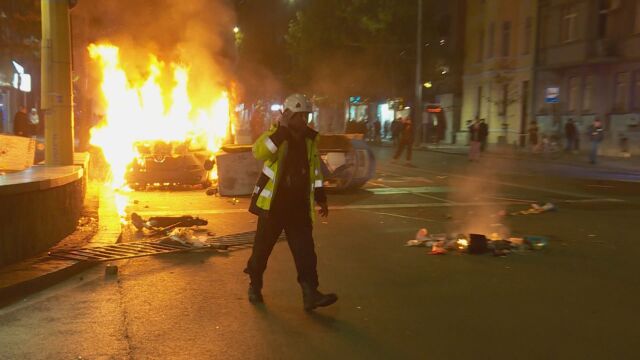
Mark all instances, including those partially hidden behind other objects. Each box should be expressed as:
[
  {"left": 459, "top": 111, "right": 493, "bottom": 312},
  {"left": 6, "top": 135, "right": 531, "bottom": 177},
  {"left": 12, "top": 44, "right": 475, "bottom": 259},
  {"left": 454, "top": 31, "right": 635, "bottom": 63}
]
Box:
[
  {"left": 0, "top": 184, "right": 122, "bottom": 309},
  {"left": 376, "top": 143, "right": 640, "bottom": 176},
  {"left": 0, "top": 260, "right": 95, "bottom": 309}
]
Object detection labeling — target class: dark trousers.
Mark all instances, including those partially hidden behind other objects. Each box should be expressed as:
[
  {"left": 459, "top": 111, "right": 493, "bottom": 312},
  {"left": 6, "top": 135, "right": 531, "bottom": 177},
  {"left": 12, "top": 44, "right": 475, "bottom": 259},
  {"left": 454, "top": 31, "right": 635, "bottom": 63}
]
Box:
[
  {"left": 246, "top": 212, "right": 318, "bottom": 289},
  {"left": 393, "top": 139, "right": 413, "bottom": 161},
  {"left": 480, "top": 139, "right": 487, "bottom": 152}
]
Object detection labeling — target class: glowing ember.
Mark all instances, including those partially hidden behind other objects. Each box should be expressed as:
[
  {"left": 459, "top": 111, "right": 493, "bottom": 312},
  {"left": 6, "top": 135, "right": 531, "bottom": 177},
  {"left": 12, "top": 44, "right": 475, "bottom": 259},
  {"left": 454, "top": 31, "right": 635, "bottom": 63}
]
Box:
[
  {"left": 456, "top": 239, "right": 469, "bottom": 250},
  {"left": 88, "top": 43, "right": 232, "bottom": 188}
]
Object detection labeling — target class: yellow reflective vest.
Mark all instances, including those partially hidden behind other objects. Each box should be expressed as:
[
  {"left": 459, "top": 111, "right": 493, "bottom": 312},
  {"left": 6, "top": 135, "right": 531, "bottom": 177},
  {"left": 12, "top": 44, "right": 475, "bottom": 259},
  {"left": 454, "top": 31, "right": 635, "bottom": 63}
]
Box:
[{"left": 249, "top": 125, "right": 325, "bottom": 222}]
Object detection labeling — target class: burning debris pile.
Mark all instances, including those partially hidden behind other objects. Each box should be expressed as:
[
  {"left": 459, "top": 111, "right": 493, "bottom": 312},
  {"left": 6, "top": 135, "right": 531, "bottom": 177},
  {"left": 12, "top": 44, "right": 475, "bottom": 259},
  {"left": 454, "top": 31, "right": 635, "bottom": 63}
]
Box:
[
  {"left": 88, "top": 44, "right": 233, "bottom": 189},
  {"left": 406, "top": 228, "right": 549, "bottom": 257}
]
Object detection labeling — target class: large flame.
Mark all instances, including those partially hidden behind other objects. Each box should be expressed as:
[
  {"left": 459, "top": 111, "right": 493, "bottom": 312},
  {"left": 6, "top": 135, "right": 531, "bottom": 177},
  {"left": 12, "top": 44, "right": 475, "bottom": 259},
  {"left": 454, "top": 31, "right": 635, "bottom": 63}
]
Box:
[{"left": 88, "top": 43, "right": 231, "bottom": 188}]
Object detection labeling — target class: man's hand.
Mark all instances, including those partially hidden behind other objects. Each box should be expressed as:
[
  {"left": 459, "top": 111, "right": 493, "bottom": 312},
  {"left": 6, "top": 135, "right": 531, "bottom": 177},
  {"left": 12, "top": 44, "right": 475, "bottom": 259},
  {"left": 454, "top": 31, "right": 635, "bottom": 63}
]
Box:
[
  {"left": 280, "top": 109, "right": 294, "bottom": 128},
  {"left": 317, "top": 201, "right": 329, "bottom": 218}
]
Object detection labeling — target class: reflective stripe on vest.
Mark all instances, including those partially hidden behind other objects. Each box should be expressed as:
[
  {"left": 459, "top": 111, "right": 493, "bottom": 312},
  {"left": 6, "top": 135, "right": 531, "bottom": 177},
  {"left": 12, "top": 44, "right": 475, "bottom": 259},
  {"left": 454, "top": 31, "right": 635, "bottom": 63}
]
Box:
[
  {"left": 263, "top": 165, "right": 275, "bottom": 180},
  {"left": 264, "top": 138, "right": 278, "bottom": 153}
]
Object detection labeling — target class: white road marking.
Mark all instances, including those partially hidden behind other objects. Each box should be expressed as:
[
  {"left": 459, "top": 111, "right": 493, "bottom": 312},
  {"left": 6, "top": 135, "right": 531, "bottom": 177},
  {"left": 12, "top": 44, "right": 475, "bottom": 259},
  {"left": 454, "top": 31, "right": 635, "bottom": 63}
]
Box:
[
  {"left": 132, "top": 197, "right": 623, "bottom": 217},
  {"left": 381, "top": 163, "right": 614, "bottom": 199}
]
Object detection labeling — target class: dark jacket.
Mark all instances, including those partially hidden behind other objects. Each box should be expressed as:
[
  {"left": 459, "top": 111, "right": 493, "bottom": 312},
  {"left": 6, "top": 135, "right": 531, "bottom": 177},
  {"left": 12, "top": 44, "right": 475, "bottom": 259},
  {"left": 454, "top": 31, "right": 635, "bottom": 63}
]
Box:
[{"left": 13, "top": 111, "right": 31, "bottom": 137}]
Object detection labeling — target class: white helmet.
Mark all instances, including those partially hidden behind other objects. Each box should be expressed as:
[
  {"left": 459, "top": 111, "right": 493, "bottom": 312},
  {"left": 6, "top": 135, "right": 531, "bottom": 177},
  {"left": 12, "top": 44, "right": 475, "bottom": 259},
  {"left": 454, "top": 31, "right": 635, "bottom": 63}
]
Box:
[{"left": 283, "top": 93, "right": 313, "bottom": 113}]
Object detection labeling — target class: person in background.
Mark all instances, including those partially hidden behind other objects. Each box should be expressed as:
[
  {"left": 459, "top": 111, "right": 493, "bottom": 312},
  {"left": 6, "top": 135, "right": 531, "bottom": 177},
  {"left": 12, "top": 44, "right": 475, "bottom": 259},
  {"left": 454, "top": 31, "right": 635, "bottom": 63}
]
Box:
[
  {"left": 468, "top": 118, "right": 482, "bottom": 161},
  {"left": 393, "top": 117, "right": 414, "bottom": 165},
  {"left": 528, "top": 120, "right": 539, "bottom": 152},
  {"left": 435, "top": 116, "right": 446, "bottom": 146},
  {"left": 479, "top": 119, "right": 489, "bottom": 152},
  {"left": 391, "top": 117, "right": 402, "bottom": 146},
  {"left": 589, "top": 118, "right": 604, "bottom": 164},
  {"left": 374, "top": 119, "right": 382, "bottom": 144},
  {"left": 564, "top": 118, "right": 577, "bottom": 153},
  {"left": 13, "top": 106, "right": 30, "bottom": 137},
  {"left": 383, "top": 120, "right": 389, "bottom": 140}
]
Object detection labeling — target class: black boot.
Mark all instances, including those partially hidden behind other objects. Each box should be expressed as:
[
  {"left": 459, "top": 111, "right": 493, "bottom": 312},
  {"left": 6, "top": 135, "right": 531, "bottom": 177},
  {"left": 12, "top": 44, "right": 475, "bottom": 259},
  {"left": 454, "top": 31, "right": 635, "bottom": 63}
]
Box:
[
  {"left": 248, "top": 285, "right": 264, "bottom": 304},
  {"left": 301, "top": 283, "right": 338, "bottom": 311}
]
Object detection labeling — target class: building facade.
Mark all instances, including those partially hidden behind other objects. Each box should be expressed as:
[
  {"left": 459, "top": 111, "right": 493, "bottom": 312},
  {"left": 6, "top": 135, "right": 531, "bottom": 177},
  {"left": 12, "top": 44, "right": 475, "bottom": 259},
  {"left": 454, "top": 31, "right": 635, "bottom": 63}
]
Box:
[
  {"left": 460, "top": 0, "right": 538, "bottom": 145},
  {"left": 535, "top": 0, "right": 640, "bottom": 155},
  {"left": 421, "top": 0, "right": 466, "bottom": 145}
]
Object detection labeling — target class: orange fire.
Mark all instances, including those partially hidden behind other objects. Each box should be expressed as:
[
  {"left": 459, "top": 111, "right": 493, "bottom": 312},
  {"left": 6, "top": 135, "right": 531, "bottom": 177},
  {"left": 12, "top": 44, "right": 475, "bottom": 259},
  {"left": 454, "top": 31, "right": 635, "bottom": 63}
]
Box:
[{"left": 88, "top": 43, "right": 232, "bottom": 188}]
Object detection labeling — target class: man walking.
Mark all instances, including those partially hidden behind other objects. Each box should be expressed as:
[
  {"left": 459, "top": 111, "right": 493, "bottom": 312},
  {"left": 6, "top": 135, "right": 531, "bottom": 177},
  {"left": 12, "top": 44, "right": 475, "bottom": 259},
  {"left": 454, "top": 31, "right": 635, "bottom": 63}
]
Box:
[
  {"left": 393, "top": 117, "right": 414, "bottom": 165},
  {"left": 589, "top": 118, "right": 604, "bottom": 164},
  {"left": 245, "top": 93, "right": 337, "bottom": 311}
]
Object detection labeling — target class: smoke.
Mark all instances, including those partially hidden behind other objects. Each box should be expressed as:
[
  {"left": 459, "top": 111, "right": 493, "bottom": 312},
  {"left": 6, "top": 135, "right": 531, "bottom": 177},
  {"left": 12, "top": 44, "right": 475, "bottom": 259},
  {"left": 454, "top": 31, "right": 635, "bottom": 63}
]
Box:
[
  {"left": 73, "top": 0, "right": 237, "bottom": 108},
  {"left": 447, "top": 158, "right": 514, "bottom": 238}
]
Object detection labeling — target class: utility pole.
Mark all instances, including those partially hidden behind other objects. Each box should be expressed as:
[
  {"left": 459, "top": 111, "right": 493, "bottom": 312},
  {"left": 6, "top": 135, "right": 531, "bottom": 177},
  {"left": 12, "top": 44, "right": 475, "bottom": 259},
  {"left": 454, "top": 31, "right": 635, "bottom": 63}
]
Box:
[
  {"left": 41, "top": 0, "right": 74, "bottom": 166},
  {"left": 414, "top": 0, "right": 423, "bottom": 143}
]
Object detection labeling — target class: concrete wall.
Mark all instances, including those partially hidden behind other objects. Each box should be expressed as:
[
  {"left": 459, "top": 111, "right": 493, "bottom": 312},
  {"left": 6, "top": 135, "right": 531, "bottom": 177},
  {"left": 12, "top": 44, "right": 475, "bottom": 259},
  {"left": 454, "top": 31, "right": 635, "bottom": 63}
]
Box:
[{"left": 0, "top": 171, "right": 85, "bottom": 267}]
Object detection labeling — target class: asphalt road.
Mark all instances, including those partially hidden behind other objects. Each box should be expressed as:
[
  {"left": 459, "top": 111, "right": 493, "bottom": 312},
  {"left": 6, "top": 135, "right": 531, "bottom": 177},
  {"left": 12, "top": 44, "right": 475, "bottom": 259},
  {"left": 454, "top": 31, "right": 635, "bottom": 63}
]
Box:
[{"left": 1, "top": 148, "right": 639, "bottom": 359}]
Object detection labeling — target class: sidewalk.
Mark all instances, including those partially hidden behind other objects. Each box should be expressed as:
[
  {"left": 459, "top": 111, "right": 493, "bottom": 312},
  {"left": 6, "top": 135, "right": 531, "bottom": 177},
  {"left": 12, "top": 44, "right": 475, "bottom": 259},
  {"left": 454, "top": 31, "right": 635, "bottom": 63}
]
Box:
[
  {"left": 376, "top": 140, "right": 640, "bottom": 175},
  {"left": 0, "top": 183, "right": 122, "bottom": 308}
]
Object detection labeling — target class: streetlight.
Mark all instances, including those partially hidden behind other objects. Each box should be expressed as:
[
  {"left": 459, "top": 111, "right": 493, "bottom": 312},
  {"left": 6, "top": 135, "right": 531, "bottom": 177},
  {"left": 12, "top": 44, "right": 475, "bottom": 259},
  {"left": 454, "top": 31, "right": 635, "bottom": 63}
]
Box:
[
  {"left": 423, "top": 81, "right": 433, "bottom": 89},
  {"left": 233, "top": 26, "right": 240, "bottom": 34}
]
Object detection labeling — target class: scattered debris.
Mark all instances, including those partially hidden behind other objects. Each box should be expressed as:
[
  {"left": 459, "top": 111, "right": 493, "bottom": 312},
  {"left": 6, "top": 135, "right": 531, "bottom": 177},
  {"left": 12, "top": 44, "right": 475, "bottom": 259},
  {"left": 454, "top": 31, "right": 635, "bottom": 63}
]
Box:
[
  {"left": 468, "top": 234, "right": 489, "bottom": 254},
  {"left": 407, "top": 229, "right": 550, "bottom": 257},
  {"left": 167, "top": 228, "right": 207, "bottom": 247},
  {"left": 105, "top": 264, "right": 118, "bottom": 277},
  {"left": 511, "top": 203, "right": 556, "bottom": 216},
  {"left": 131, "top": 213, "right": 208, "bottom": 235}
]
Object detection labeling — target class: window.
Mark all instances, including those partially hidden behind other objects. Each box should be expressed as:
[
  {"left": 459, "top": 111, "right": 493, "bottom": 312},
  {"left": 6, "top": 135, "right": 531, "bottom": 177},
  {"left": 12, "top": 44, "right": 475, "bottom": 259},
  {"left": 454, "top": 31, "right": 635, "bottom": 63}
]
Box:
[
  {"left": 501, "top": 21, "right": 511, "bottom": 57},
  {"left": 614, "top": 72, "right": 630, "bottom": 112},
  {"left": 568, "top": 77, "right": 580, "bottom": 112},
  {"left": 477, "top": 30, "right": 485, "bottom": 62},
  {"left": 523, "top": 17, "right": 532, "bottom": 55},
  {"left": 583, "top": 75, "right": 594, "bottom": 112},
  {"left": 540, "top": 12, "right": 550, "bottom": 47},
  {"left": 634, "top": 72, "right": 640, "bottom": 109},
  {"left": 476, "top": 86, "right": 483, "bottom": 117},
  {"left": 500, "top": 84, "right": 508, "bottom": 116},
  {"left": 598, "top": 0, "right": 612, "bottom": 39},
  {"left": 561, "top": 5, "right": 578, "bottom": 42},
  {"left": 488, "top": 22, "right": 495, "bottom": 58},
  {"left": 635, "top": 0, "right": 640, "bottom": 33}
]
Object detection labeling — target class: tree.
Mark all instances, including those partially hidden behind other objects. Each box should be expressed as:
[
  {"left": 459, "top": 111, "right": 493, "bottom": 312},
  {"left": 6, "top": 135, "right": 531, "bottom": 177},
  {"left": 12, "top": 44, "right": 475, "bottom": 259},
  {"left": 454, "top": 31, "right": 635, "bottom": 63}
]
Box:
[
  {"left": 285, "top": 0, "right": 415, "bottom": 99},
  {"left": 0, "top": 0, "right": 41, "bottom": 63}
]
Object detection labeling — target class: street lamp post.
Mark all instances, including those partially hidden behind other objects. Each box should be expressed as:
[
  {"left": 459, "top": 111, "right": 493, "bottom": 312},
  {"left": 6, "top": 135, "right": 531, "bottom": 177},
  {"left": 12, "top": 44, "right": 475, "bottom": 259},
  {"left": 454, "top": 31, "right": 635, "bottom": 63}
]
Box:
[
  {"left": 414, "top": 0, "right": 423, "bottom": 144},
  {"left": 41, "top": 0, "right": 74, "bottom": 166}
]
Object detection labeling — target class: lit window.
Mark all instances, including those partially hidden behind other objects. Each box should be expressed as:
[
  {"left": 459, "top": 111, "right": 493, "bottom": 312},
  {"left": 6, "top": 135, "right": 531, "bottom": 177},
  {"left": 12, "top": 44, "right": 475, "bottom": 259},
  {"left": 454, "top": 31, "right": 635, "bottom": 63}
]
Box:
[{"left": 561, "top": 5, "right": 578, "bottom": 43}]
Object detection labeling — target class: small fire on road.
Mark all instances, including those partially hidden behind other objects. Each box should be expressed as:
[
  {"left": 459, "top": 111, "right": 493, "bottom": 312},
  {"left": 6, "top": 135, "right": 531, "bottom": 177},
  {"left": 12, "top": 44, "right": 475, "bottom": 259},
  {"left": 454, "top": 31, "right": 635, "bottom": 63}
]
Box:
[{"left": 88, "top": 43, "right": 233, "bottom": 189}]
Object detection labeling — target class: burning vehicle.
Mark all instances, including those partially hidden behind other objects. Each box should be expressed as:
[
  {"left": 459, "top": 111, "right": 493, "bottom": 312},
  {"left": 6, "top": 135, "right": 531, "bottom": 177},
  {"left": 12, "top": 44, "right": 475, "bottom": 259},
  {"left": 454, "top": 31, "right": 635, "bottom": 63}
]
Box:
[
  {"left": 125, "top": 140, "right": 214, "bottom": 189},
  {"left": 88, "top": 43, "right": 232, "bottom": 189}
]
